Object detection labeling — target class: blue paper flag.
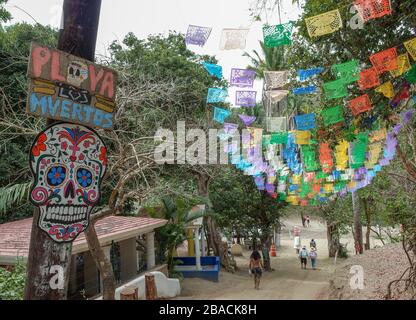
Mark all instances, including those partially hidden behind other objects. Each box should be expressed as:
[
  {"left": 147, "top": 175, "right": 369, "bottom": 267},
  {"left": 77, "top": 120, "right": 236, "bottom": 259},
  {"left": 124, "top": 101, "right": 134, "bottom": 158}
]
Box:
[
  {"left": 292, "top": 85, "right": 317, "bottom": 95},
  {"left": 295, "top": 113, "right": 316, "bottom": 131},
  {"left": 202, "top": 62, "right": 223, "bottom": 79},
  {"left": 213, "top": 107, "right": 231, "bottom": 124},
  {"left": 207, "top": 88, "right": 228, "bottom": 103},
  {"left": 298, "top": 67, "right": 324, "bottom": 81}
]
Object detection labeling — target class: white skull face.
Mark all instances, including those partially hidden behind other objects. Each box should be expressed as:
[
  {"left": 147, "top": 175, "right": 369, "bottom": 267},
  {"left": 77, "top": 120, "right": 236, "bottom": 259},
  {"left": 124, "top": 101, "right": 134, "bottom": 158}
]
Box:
[
  {"left": 67, "top": 61, "right": 89, "bottom": 87},
  {"left": 29, "top": 123, "right": 108, "bottom": 242}
]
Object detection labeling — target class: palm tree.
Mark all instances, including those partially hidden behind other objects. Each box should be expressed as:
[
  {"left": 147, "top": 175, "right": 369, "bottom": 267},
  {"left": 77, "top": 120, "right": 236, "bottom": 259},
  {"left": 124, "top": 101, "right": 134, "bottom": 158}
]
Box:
[{"left": 243, "top": 41, "right": 288, "bottom": 79}]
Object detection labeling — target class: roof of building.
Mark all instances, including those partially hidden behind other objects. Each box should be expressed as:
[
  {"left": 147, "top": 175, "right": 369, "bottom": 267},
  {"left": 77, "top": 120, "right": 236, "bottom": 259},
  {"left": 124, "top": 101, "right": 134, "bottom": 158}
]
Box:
[{"left": 0, "top": 215, "right": 167, "bottom": 264}]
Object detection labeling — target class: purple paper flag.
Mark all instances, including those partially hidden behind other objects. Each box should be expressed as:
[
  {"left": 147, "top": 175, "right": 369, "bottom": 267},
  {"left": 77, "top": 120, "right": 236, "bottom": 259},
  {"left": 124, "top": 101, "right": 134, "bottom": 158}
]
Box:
[
  {"left": 402, "top": 109, "right": 414, "bottom": 124},
  {"left": 266, "top": 183, "right": 275, "bottom": 194},
  {"left": 185, "top": 25, "right": 212, "bottom": 47},
  {"left": 239, "top": 114, "right": 257, "bottom": 126},
  {"left": 230, "top": 68, "right": 256, "bottom": 88},
  {"left": 235, "top": 91, "right": 257, "bottom": 107},
  {"left": 223, "top": 122, "right": 238, "bottom": 134}
]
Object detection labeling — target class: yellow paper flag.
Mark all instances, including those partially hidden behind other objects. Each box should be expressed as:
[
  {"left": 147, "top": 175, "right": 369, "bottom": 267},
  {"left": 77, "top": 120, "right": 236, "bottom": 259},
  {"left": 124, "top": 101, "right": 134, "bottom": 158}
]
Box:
[
  {"left": 370, "top": 128, "right": 387, "bottom": 143},
  {"left": 305, "top": 9, "right": 343, "bottom": 38},
  {"left": 323, "top": 183, "right": 334, "bottom": 194},
  {"left": 390, "top": 54, "right": 411, "bottom": 77},
  {"left": 295, "top": 130, "right": 311, "bottom": 145},
  {"left": 404, "top": 37, "right": 416, "bottom": 61},
  {"left": 375, "top": 81, "right": 395, "bottom": 99},
  {"left": 335, "top": 140, "right": 349, "bottom": 170},
  {"left": 365, "top": 142, "right": 382, "bottom": 169}
]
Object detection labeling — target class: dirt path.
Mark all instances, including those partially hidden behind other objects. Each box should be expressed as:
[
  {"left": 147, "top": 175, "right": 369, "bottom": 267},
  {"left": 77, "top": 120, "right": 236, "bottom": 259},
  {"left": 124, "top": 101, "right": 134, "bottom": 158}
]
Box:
[{"left": 175, "top": 217, "right": 337, "bottom": 300}]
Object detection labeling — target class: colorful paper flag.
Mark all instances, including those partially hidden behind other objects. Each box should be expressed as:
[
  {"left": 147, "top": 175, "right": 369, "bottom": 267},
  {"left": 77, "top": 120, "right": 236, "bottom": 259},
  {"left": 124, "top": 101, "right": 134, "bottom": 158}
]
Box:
[
  {"left": 295, "top": 130, "right": 312, "bottom": 145},
  {"left": 375, "top": 81, "right": 395, "bottom": 99},
  {"left": 370, "top": 48, "right": 398, "bottom": 74},
  {"left": 264, "top": 71, "right": 288, "bottom": 89},
  {"left": 358, "top": 67, "right": 380, "bottom": 90},
  {"left": 213, "top": 107, "right": 231, "bottom": 124},
  {"left": 305, "top": 9, "right": 343, "bottom": 38},
  {"left": 266, "top": 90, "right": 289, "bottom": 103},
  {"left": 354, "top": 0, "right": 392, "bottom": 22},
  {"left": 185, "top": 25, "right": 212, "bottom": 47},
  {"left": 230, "top": 68, "right": 256, "bottom": 87},
  {"left": 235, "top": 91, "right": 257, "bottom": 107},
  {"left": 219, "top": 28, "right": 249, "bottom": 50},
  {"left": 263, "top": 22, "right": 294, "bottom": 48},
  {"left": 267, "top": 117, "right": 287, "bottom": 132},
  {"left": 239, "top": 114, "right": 257, "bottom": 126},
  {"left": 404, "top": 37, "right": 416, "bottom": 61},
  {"left": 332, "top": 60, "right": 360, "bottom": 84},
  {"left": 295, "top": 113, "right": 316, "bottom": 131},
  {"left": 202, "top": 62, "right": 222, "bottom": 79},
  {"left": 390, "top": 54, "right": 411, "bottom": 78},
  {"left": 323, "top": 79, "right": 348, "bottom": 99},
  {"left": 298, "top": 67, "right": 324, "bottom": 81},
  {"left": 292, "top": 85, "right": 317, "bottom": 95},
  {"left": 321, "top": 105, "right": 344, "bottom": 127},
  {"left": 348, "top": 94, "right": 372, "bottom": 116},
  {"left": 207, "top": 88, "right": 228, "bottom": 103},
  {"left": 270, "top": 132, "right": 288, "bottom": 144}
]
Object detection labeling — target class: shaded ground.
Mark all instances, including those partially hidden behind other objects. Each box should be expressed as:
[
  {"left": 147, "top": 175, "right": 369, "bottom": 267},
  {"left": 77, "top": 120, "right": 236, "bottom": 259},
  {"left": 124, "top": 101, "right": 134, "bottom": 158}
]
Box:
[
  {"left": 175, "top": 215, "right": 404, "bottom": 300},
  {"left": 176, "top": 216, "right": 336, "bottom": 300}
]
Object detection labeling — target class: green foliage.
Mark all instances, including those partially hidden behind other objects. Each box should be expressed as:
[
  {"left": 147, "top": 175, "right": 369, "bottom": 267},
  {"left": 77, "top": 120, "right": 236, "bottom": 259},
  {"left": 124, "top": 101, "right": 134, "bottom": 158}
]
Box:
[
  {"left": 0, "top": 261, "right": 26, "bottom": 300},
  {"left": 147, "top": 196, "right": 210, "bottom": 275},
  {"left": 210, "top": 167, "right": 286, "bottom": 242},
  {"left": 0, "top": 182, "right": 30, "bottom": 216},
  {"left": 0, "top": 0, "right": 11, "bottom": 25}
]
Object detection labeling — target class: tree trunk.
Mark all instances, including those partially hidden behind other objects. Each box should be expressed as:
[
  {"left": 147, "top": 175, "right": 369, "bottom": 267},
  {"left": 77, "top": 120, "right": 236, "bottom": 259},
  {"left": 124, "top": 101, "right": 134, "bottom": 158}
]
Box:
[
  {"left": 363, "top": 198, "right": 371, "bottom": 250},
  {"left": 84, "top": 223, "right": 116, "bottom": 300},
  {"left": 327, "top": 223, "right": 340, "bottom": 258},
  {"left": 301, "top": 213, "right": 306, "bottom": 227},
  {"left": 260, "top": 234, "right": 272, "bottom": 271},
  {"left": 352, "top": 192, "right": 364, "bottom": 254},
  {"left": 197, "top": 172, "right": 233, "bottom": 271}
]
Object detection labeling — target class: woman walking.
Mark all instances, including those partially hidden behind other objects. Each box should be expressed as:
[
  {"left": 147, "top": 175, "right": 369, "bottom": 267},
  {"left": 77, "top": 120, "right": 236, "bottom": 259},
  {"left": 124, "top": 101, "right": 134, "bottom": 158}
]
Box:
[{"left": 249, "top": 250, "right": 264, "bottom": 289}]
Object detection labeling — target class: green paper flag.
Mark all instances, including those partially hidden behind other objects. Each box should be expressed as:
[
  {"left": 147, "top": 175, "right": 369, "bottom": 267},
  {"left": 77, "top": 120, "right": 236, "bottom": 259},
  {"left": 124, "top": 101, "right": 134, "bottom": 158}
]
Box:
[
  {"left": 405, "top": 64, "right": 416, "bottom": 84},
  {"left": 301, "top": 145, "right": 320, "bottom": 172},
  {"left": 321, "top": 105, "right": 345, "bottom": 126},
  {"left": 351, "top": 132, "right": 369, "bottom": 168},
  {"left": 270, "top": 132, "right": 289, "bottom": 144},
  {"left": 263, "top": 22, "right": 293, "bottom": 48},
  {"left": 332, "top": 60, "right": 360, "bottom": 84},
  {"left": 323, "top": 79, "right": 348, "bottom": 99}
]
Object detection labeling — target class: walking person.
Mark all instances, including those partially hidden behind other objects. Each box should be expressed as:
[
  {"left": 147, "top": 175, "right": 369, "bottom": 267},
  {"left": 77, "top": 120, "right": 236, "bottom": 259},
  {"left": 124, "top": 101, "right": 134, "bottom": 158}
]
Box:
[
  {"left": 310, "top": 238, "right": 317, "bottom": 250},
  {"left": 294, "top": 235, "right": 301, "bottom": 254},
  {"left": 306, "top": 215, "right": 311, "bottom": 227},
  {"left": 299, "top": 246, "right": 309, "bottom": 269},
  {"left": 249, "top": 250, "right": 264, "bottom": 289},
  {"left": 309, "top": 247, "right": 318, "bottom": 270}
]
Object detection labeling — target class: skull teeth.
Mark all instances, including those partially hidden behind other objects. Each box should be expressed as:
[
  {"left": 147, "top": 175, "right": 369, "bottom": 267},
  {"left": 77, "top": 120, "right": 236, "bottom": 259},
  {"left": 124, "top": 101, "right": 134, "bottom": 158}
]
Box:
[{"left": 43, "top": 205, "right": 89, "bottom": 225}]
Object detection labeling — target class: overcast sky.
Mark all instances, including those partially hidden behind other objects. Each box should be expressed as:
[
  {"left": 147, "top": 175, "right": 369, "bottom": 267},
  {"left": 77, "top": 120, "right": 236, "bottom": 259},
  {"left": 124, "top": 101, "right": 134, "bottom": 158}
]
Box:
[{"left": 5, "top": 0, "right": 301, "bottom": 104}]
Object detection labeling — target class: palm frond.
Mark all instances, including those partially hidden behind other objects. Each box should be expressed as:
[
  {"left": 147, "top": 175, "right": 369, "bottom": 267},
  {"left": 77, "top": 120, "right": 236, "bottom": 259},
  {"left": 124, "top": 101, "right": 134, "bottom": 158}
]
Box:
[{"left": 0, "top": 182, "right": 31, "bottom": 215}]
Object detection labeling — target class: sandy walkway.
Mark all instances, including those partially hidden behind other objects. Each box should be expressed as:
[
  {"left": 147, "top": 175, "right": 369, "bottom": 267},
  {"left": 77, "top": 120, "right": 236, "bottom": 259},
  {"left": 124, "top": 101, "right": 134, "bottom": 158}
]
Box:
[{"left": 175, "top": 217, "right": 337, "bottom": 300}]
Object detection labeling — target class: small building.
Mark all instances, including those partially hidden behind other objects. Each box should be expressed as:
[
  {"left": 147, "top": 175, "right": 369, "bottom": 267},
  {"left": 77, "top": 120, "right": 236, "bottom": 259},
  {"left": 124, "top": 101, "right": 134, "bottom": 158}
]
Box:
[{"left": 0, "top": 215, "right": 167, "bottom": 299}]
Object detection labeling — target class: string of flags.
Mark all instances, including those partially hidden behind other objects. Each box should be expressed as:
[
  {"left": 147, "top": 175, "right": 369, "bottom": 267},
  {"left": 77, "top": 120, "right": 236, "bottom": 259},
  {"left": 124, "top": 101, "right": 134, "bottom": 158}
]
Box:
[{"left": 191, "top": 1, "right": 416, "bottom": 206}]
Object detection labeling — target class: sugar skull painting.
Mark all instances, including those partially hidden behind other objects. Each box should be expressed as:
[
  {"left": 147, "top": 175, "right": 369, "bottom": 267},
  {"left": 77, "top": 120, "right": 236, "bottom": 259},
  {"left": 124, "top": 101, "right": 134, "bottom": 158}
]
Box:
[{"left": 29, "top": 122, "right": 108, "bottom": 243}]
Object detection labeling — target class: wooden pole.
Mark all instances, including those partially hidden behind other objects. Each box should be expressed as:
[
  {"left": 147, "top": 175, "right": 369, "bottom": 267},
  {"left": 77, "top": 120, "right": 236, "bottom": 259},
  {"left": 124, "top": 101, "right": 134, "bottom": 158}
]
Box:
[
  {"left": 120, "top": 286, "right": 139, "bottom": 300},
  {"left": 145, "top": 274, "right": 158, "bottom": 300},
  {"left": 24, "top": 0, "right": 102, "bottom": 300}
]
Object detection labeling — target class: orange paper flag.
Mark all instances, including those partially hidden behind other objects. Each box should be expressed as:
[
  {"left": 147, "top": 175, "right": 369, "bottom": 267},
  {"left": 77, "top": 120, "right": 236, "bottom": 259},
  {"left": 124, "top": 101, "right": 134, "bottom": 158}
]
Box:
[
  {"left": 370, "top": 48, "right": 398, "bottom": 74},
  {"left": 348, "top": 94, "right": 372, "bottom": 116}
]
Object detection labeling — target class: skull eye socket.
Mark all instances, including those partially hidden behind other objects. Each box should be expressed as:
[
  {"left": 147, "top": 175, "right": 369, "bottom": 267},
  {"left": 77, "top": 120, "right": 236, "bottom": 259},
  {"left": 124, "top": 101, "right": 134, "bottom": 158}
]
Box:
[
  {"left": 76, "top": 168, "right": 93, "bottom": 188},
  {"left": 69, "top": 67, "right": 74, "bottom": 75},
  {"left": 46, "top": 166, "right": 67, "bottom": 187},
  {"left": 75, "top": 69, "right": 80, "bottom": 77}
]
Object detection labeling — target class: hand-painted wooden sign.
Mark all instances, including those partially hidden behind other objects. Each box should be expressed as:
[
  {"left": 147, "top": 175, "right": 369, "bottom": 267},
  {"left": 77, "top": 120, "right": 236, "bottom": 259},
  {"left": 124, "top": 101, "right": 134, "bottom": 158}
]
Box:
[
  {"left": 26, "top": 43, "right": 117, "bottom": 129},
  {"left": 29, "top": 122, "right": 108, "bottom": 242}
]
